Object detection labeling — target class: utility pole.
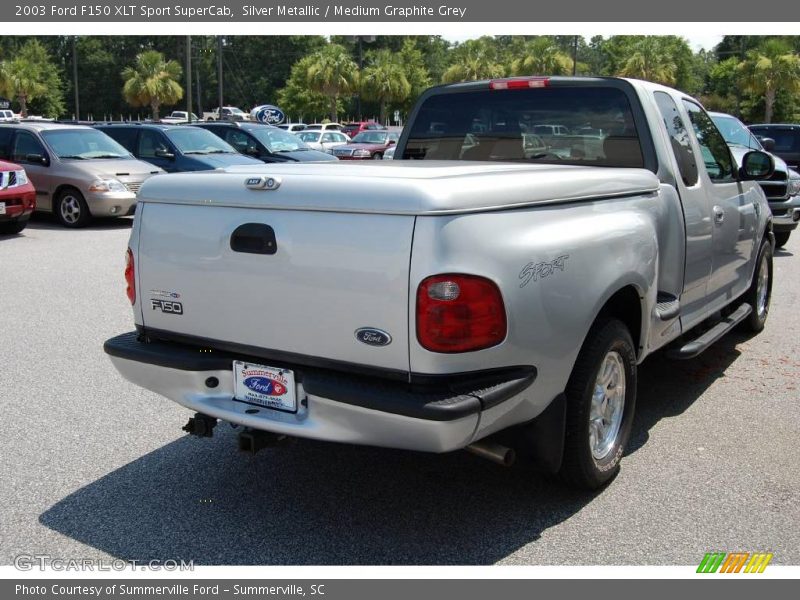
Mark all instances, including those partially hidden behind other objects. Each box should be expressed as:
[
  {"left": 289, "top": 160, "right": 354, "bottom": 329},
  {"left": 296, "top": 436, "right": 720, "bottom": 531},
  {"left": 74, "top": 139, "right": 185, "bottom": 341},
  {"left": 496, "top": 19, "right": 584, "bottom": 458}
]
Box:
[
  {"left": 186, "top": 36, "right": 192, "bottom": 123},
  {"left": 72, "top": 36, "right": 80, "bottom": 121},
  {"left": 217, "top": 36, "right": 224, "bottom": 117},
  {"left": 572, "top": 35, "right": 578, "bottom": 76}
]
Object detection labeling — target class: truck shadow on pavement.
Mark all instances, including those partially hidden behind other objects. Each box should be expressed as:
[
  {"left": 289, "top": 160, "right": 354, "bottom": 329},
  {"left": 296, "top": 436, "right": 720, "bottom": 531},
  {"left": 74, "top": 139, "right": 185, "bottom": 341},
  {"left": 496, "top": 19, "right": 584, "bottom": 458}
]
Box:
[{"left": 39, "top": 335, "right": 747, "bottom": 565}]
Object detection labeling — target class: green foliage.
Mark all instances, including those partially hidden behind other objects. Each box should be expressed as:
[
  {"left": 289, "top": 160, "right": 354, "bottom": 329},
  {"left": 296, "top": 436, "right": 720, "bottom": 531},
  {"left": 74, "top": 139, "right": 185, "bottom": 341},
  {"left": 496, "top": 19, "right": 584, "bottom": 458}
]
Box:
[
  {"left": 509, "top": 37, "right": 574, "bottom": 76},
  {"left": 736, "top": 39, "right": 800, "bottom": 123},
  {"left": 360, "top": 49, "right": 412, "bottom": 122},
  {"left": 122, "top": 50, "right": 183, "bottom": 120},
  {"left": 277, "top": 54, "right": 337, "bottom": 122},
  {"left": 0, "top": 39, "right": 64, "bottom": 118},
  {"left": 306, "top": 44, "right": 359, "bottom": 122},
  {"left": 442, "top": 37, "right": 505, "bottom": 83}
]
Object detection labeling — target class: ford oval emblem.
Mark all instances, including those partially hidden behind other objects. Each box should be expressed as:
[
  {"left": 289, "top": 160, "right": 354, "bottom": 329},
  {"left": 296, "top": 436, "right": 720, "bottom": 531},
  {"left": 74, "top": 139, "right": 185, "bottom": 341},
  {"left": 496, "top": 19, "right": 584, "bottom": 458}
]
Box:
[
  {"left": 244, "top": 376, "right": 287, "bottom": 397},
  {"left": 355, "top": 328, "right": 392, "bottom": 347}
]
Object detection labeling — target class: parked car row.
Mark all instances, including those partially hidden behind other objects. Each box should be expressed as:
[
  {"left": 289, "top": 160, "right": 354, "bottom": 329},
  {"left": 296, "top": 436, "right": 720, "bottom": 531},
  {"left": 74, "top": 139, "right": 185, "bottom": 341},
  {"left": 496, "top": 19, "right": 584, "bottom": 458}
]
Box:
[{"left": 3, "top": 109, "right": 797, "bottom": 234}]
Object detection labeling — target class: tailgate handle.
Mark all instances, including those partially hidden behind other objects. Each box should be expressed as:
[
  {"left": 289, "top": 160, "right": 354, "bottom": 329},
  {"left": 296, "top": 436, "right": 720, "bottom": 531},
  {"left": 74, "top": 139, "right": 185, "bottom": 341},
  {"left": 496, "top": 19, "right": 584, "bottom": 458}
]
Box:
[{"left": 230, "top": 223, "right": 277, "bottom": 255}]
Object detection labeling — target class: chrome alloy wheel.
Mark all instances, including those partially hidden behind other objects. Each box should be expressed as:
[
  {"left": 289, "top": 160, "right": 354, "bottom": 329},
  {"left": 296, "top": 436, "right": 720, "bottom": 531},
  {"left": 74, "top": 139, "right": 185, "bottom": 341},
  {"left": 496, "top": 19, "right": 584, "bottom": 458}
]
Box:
[
  {"left": 756, "top": 252, "right": 770, "bottom": 319},
  {"left": 60, "top": 194, "right": 82, "bottom": 225},
  {"left": 589, "top": 351, "right": 626, "bottom": 460}
]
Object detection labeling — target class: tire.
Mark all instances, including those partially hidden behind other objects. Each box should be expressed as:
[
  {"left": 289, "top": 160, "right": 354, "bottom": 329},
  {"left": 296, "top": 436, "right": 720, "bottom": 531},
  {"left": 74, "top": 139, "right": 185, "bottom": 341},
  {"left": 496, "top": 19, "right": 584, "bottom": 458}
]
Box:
[
  {"left": 372, "top": 153, "right": 383, "bottom": 160},
  {"left": 54, "top": 188, "right": 91, "bottom": 228},
  {"left": 0, "top": 218, "right": 28, "bottom": 235},
  {"left": 774, "top": 231, "right": 790, "bottom": 248},
  {"left": 742, "top": 239, "right": 773, "bottom": 332},
  {"left": 558, "top": 318, "right": 637, "bottom": 490}
]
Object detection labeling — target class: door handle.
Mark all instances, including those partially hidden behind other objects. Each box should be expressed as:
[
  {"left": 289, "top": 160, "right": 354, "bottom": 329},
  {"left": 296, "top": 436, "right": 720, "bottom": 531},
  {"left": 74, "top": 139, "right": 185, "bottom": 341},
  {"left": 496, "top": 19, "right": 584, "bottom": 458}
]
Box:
[{"left": 713, "top": 206, "right": 725, "bottom": 225}]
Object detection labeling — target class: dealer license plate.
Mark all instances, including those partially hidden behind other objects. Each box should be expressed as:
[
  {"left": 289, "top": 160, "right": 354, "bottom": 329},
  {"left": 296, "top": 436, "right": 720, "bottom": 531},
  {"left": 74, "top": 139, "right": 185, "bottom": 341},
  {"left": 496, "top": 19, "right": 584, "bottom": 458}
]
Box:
[
  {"left": 233, "top": 360, "right": 296, "bottom": 412},
  {"left": 0, "top": 202, "right": 6, "bottom": 215}
]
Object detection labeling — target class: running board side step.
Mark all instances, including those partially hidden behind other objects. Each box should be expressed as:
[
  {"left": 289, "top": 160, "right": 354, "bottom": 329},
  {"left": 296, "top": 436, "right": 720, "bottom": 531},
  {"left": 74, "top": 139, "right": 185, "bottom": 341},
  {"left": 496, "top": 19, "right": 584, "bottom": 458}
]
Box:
[
  {"left": 667, "top": 303, "right": 751, "bottom": 360},
  {"left": 655, "top": 293, "right": 680, "bottom": 321}
]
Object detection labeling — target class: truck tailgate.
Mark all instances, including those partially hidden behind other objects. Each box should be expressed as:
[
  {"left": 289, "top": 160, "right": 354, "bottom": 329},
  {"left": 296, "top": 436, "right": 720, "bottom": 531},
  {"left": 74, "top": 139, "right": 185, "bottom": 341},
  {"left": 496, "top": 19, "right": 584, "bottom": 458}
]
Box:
[{"left": 137, "top": 202, "right": 414, "bottom": 374}]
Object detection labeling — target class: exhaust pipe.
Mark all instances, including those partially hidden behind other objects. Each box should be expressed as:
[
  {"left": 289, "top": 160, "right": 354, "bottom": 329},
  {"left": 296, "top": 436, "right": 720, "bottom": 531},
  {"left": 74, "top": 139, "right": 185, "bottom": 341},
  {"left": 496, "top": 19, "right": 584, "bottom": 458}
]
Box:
[
  {"left": 466, "top": 440, "right": 516, "bottom": 467},
  {"left": 238, "top": 429, "right": 291, "bottom": 455}
]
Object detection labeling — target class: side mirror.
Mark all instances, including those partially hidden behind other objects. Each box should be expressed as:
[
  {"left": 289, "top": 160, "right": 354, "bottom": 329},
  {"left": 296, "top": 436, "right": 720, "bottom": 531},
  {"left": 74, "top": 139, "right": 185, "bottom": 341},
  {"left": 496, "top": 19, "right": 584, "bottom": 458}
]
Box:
[
  {"left": 388, "top": 139, "right": 397, "bottom": 145},
  {"left": 26, "top": 153, "right": 47, "bottom": 165},
  {"left": 740, "top": 150, "right": 774, "bottom": 180},
  {"left": 155, "top": 148, "right": 175, "bottom": 160},
  {"left": 245, "top": 147, "right": 260, "bottom": 157},
  {"left": 758, "top": 136, "right": 776, "bottom": 152}
]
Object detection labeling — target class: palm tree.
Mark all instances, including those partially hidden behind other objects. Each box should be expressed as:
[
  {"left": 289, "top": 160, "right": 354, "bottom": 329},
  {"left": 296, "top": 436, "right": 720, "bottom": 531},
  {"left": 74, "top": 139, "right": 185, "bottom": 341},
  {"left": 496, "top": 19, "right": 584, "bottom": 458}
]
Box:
[
  {"left": 306, "top": 45, "right": 359, "bottom": 123},
  {"left": 618, "top": 37, "right": 678, "bottom": 86},
  {"left": 360, "top": 50, "right": 412, "bottom": 124},
  {"left": 0, "top": 57, "right": 47, "bottom": 118},
  {"left": 737, "top": 40, "right": 800, "bottom": 124},
  {"left": 510, "top": 37, "right": 574, "bottom": 76},
  {"left": 121, "top": 50, "right": 183, "bottom": 121},
  {"left": 441, "top": 38, "right": 505, "bottom": 83}
]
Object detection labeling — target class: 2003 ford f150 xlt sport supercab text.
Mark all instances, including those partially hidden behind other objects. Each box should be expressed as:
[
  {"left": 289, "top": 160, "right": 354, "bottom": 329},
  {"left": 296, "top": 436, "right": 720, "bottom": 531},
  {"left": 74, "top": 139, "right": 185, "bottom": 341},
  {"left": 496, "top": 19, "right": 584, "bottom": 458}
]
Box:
[{"left": 105, "top": 77, "right": 776, "bottom": 489}]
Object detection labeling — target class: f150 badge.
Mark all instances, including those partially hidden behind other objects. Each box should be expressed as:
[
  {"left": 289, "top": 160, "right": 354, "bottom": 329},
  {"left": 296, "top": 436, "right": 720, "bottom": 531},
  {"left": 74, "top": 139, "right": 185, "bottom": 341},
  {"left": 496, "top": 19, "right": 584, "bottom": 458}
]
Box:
[
  {"left": 519, "top": 254, "right": 570, "bottom": 288},
  {"left": 151, "top": 299, "right": 184, "bottom": 315}
]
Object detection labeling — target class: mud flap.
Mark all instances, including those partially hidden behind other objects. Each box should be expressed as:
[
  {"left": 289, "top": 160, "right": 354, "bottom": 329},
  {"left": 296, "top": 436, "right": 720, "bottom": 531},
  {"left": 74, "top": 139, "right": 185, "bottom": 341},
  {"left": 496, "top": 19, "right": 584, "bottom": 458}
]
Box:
[{"left": 503, "top": 393, "right": 566, "bottom": 473}]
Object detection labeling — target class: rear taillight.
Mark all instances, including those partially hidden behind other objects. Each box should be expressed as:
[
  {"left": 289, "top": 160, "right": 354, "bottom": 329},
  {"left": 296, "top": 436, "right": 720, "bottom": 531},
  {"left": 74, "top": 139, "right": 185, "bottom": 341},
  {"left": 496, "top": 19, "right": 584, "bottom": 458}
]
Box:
[
  {"left": 416, "top": 274, "right": 507, "bottom": 353},
  {"left": 125, "top": 248, "right": 135, "bottom": 305}
]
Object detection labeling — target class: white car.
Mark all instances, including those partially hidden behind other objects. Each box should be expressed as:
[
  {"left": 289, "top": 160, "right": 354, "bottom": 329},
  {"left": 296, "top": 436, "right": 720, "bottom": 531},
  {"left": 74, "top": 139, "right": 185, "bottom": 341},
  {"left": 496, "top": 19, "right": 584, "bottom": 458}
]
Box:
[
  {"left": 278, "top": 123, "right": 307, "bottom": 132},
  {"left": 0, "top": 109, "right": 18, "bottom": 122},
  {"left": 295, "top": 130, "right": 350, "bottom": 152},
  {"left": 304, "top": 123, "right": 344, "bottom": 132}
]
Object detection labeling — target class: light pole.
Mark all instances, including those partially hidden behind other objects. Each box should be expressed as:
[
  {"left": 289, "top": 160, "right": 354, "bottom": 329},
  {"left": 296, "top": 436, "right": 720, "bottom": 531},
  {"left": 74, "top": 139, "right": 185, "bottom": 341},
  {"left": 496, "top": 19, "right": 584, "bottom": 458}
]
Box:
[
  {"left": 72, "top": 36, "right": 79, "bottom": 121},
  {"left": 186, "top": 36, "right": 192, "bottom": 123}
]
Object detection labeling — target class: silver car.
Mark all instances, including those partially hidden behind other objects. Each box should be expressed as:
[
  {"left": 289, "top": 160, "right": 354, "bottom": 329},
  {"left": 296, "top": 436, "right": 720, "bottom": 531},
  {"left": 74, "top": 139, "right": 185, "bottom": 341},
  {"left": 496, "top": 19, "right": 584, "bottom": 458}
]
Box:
[{"left": 0, "top": 122, "right": 163, "bottom": 227}]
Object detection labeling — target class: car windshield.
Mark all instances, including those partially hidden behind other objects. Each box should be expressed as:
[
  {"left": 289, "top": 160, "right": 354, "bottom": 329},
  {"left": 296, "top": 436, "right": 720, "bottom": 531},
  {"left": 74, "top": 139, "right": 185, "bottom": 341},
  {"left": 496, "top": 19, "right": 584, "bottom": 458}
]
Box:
[
  {"left": 352, "top": 131, "right": 391, "bottom": 144},
  {"left": 41, "top": 129, "right": 131, "bottom": 159},
  {"left": 403, "top": 86, "right": 645, "bottom": 168},
  {"left": 248, "top": 127, "right": 308, "bottom": 152},
  {"left": 165, "top": 127, "right": 236, "bottom": 154},
  {"left": 296, "top": 131, "right": 321, "bottom": 142},
  {"left": 711, "top": 115, "right": 762, "bottom": 150}
]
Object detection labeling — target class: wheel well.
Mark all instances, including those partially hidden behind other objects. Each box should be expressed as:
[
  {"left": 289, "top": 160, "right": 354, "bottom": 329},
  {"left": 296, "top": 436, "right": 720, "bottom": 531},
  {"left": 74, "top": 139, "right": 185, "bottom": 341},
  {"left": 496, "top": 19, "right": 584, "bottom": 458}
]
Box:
[
  {"left": 597, "top": 286, "right": 642, "bottom": 352},
  {"left": 52, "top": 184, "right": 83, "bottom": 210}
]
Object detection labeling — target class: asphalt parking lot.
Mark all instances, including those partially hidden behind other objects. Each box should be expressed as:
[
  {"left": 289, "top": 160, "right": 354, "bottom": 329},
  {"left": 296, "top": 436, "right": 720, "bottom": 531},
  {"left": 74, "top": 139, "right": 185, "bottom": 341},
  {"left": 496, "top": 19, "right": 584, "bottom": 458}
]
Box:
[{"left": 1, "top": 215, "right": 799, "bottom": 566}]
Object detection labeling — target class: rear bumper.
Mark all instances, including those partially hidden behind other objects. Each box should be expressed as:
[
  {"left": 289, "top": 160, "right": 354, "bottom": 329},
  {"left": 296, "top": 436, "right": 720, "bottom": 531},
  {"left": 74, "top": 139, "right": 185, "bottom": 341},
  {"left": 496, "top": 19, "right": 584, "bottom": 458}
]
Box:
[{"left": 104, "top": 332, "right": 536, "bottom": 452}]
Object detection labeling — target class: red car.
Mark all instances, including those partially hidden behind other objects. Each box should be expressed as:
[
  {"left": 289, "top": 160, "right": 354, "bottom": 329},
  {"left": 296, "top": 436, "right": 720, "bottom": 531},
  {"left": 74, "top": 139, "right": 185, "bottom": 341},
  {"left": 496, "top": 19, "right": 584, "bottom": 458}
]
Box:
[
  {"left": 341, "top": 121, "right": 386, "bottom": 139},
  {"left": 0, "top": 160, "right": 36, "bottom": 234},
  {"left": 332, "top": 130, "right": 400, "bottom": 160}
]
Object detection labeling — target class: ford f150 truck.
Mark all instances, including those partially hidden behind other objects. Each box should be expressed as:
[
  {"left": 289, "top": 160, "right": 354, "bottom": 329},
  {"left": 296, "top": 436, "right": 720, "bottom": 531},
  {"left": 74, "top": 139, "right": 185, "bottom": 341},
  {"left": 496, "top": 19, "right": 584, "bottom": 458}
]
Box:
[{"left": 105, "top": 77, "right": 776, "bottom": 489}]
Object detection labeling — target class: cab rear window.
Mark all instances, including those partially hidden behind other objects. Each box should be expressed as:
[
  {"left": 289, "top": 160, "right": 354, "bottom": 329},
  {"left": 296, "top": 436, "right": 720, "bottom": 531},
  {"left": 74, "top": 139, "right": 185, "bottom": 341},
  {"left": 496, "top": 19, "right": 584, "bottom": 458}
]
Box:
[{"left": 403, "top": 86, "right": 644, "bottom": 168}]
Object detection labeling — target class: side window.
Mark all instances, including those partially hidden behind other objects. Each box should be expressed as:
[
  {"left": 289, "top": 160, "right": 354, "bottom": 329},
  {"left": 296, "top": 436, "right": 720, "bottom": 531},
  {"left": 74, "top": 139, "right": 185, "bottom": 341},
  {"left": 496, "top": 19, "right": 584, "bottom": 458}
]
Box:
[
  {"left": 654, "top": 92, "right": 698, "bottom": 187},
  {"left": 0, "top": 128, "right": 13, "bottom": 159},
  {"left": 102, "top": 128, "right": 137, "bottom": 153},
  {"left": 225, "top": 129, "right": 254, "bottom": 153},
  {"left": 682, "top": 100, "right": 735, "bottom": 182},
  {"left": 138, "top": 130, "right": 169, "bottom": 158},
  {"left": 321, "top": 133, "right": 334, "bottom": 143},
  {"left": 12, "top": 132, "right": 46, "bottom": 163}
]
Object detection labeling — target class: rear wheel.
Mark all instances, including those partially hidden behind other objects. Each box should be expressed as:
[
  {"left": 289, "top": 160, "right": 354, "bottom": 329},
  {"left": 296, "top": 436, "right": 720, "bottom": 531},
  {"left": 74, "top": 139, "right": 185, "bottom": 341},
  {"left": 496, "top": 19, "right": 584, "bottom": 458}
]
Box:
[
  {"left": 54, "top": 188, "right": 91, "bottom": 228},
  {"left": 558, "top": 318, "right": 637, "bottom": 489},
  {"left": 743, "top": 239, "right": 773, "bottom": 332},
  {"left": 372, "top": 153, "right": 383, "bottom": 160},
  {"left": 774, "top": 231, "right": 790, "bottom": 248}
]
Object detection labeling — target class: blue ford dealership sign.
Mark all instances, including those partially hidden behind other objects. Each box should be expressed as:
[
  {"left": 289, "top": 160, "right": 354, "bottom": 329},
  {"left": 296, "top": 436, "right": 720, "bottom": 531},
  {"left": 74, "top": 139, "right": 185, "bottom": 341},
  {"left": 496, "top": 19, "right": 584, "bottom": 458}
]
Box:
[{"left": 251, "top": 105, "right": 286, "bottom": 125}]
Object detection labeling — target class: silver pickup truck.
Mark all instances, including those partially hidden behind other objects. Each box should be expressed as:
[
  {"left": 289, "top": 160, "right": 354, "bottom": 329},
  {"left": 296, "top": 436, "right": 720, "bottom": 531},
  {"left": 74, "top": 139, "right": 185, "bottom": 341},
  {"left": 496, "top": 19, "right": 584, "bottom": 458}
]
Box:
[{"left": 105, "top": 77, "right": 776, "bottom": 489}]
